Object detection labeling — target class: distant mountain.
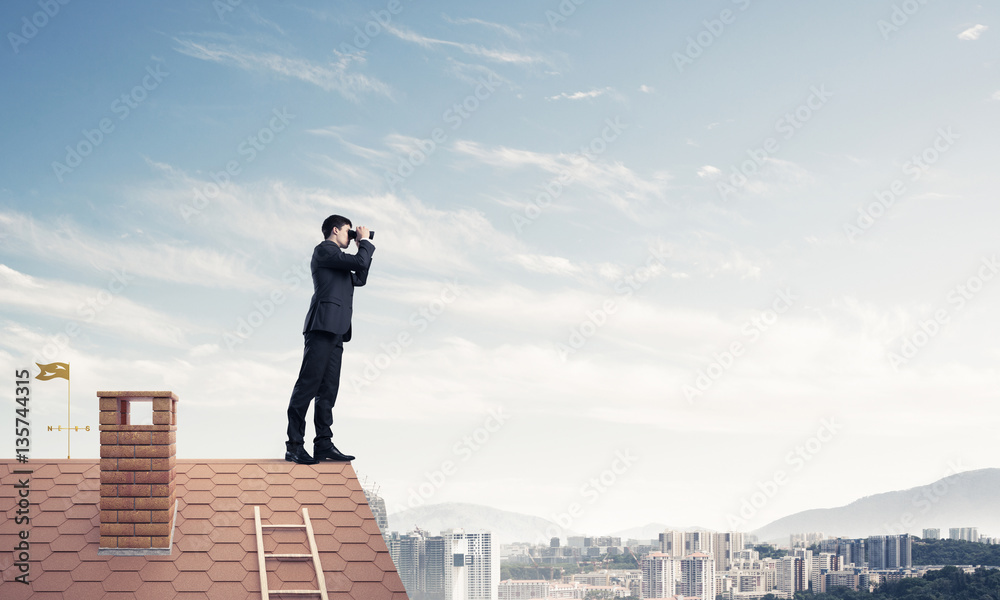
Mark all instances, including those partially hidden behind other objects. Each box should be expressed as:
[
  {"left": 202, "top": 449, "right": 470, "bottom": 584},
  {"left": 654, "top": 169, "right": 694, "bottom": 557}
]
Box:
[
  {"left": 387, "top": 502, "right": 572, "bottom": 545},
  {"left": 752, "top": 468, "right": 1000, "bottom": 544}
]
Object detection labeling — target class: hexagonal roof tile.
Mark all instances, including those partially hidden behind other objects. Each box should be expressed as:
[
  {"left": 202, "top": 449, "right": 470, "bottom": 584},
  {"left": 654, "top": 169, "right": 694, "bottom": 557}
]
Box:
[
  {"left": 207, "top": 543, "right": 246, "bottom": 563},
  {"left": 206, "top": 580, "right": 251, "bottom": 600},
  {"left": 30, "top": 571, "right": 75, "bottom": 592},
  {"left": 207, "top": 561, "right": 247, "bottom": 582},
  {"left": 172, "top": 570, "right": 213, "bottom": 592},
  {"left": 71, "top": 560, "right": 112, "bottom": 582},
  {"left": 185, "top": 464, "right": 216, "bottom": 479},
  {"left": 175, "top": 550, "right": 214, "bottom": 572},
  {"left": 134, "top": 580, "right": 178, "bottom": 597},
  {"left": 138, "top": 560, "right": 180, "bottom": 582},
  {"left": 208, "top": 526, "right": 245, "bottom": 544},
  {"left": 0, "top": 459, "right": 406, "bottom": 600},
  {"left": 42, "top": 551, "right": 82, "bottom": 572},
  {"left": 102, "top": 570, "right": 144, "bottom": 592}
]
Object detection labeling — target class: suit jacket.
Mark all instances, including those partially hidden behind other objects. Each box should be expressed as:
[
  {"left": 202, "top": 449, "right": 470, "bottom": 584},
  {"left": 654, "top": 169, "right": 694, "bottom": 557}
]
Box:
[{"left": 301, "top": 239, "right": 374, "bottom": 342}]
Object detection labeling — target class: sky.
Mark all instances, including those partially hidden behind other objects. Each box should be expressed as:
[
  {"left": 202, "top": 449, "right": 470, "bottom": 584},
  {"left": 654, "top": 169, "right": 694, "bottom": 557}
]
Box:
[{"left": 1, "top": 0, "right": 999, "bottom": 539}]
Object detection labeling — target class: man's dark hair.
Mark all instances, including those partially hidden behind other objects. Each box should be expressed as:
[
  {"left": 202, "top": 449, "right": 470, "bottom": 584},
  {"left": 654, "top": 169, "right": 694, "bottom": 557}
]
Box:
[{"left": 322, "top": 215, "right": 352, "bottom": 239}]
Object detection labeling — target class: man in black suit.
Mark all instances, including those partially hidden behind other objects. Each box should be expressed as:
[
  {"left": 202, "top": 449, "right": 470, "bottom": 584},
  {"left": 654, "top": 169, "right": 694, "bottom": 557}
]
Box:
[{"left": 285, "top": 214, "right": 374, "bottom": 464}]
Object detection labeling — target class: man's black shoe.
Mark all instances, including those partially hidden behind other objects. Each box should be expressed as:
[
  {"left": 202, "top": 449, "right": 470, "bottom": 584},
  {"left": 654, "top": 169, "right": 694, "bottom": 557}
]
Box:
[
  {"left": 314, "top": 445, "right": 355, "bottom": 461},
  {"left": 285, "top": 447, "right": 318, "bottom": 464}
]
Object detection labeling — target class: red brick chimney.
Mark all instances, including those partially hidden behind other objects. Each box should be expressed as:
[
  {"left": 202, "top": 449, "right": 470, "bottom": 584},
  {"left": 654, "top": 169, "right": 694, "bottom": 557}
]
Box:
[{"left": 97, "top": 391, "right": 178, "bottom": 554}]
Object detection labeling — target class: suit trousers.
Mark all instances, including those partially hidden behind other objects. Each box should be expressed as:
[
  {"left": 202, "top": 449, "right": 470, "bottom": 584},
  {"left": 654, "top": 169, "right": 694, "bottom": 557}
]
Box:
[{"left": 286, "top": 330, "right": 344, "bottom": 451}]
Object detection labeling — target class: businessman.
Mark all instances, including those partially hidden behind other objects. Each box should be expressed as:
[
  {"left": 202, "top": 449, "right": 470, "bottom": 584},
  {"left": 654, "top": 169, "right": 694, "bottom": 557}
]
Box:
[{"left": 285, "top": 214, "right": 374, "bottom": 464}]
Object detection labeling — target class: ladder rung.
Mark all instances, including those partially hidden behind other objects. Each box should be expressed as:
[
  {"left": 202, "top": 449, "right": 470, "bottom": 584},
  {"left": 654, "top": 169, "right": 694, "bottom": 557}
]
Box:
[{"left": 255, "top": 506, "right": 329, "bottom": 600}]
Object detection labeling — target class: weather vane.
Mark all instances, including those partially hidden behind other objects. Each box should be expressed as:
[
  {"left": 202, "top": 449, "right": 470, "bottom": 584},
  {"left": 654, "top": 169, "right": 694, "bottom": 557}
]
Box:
[{"left": 36, "top": 362, "right": 92, "bottom": 459}]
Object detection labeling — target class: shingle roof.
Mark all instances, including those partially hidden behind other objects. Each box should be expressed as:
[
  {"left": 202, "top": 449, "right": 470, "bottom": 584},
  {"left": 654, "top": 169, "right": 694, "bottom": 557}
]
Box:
[{"left": 0, "top": 459, "right": 408, "bottom": 599}]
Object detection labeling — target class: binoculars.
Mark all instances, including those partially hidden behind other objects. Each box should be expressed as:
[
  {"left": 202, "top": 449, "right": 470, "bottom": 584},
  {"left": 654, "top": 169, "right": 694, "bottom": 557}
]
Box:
[{"left": 348, "top": 229, "right": 375, "bottom": 240}]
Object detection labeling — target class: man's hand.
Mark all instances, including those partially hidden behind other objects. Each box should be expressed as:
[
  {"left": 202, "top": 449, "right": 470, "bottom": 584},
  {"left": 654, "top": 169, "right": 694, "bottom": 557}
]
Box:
[{"left": 355, "top": 226, "right": 370, "bottom": 247}]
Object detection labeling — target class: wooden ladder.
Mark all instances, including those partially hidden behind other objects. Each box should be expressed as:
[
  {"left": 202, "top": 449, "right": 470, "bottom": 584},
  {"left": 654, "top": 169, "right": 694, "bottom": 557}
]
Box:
[{"left": 254, "top": 506, "right": 329, "bottom": 600}]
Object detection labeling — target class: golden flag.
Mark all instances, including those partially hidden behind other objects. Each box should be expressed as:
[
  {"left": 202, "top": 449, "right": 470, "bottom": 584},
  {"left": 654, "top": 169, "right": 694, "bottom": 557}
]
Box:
[{"left": 36, "top": 362, "right": 70, "bottom": 381}]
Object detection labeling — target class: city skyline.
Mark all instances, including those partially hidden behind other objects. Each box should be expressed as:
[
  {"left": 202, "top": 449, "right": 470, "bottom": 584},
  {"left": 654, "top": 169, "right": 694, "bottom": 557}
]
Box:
[{"left": 2, "top": 0, "right": 999, "bottom": 535}]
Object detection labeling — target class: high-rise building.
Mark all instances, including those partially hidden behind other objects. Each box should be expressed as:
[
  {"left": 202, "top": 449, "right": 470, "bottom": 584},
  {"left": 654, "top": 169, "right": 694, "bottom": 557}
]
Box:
[
  {"left": 867, "top": 536, "right": 886, "bottom": 570},
  {"left": 950, "top": 527, "right": 978, "bottom": 542},
  {"left": 659, "top": 530, "right": 685, "bottom": 558},
  {"left": 362, "top": 486, "right": 389, "bottom": 536},
  {"left": 444, "top": 533, "right": 469, "bottom": 600},
  {"left": 713, "top": 532, "right": 744, "bottom": 572},
  {"left": 425, "top": 536, "right": 449, "bottom": 597},
  {"left": 777, "top": 556, "right": 805, "bottom": 597},
  {"left": 811, "top": 552, "right": 841, "bottom": 591},
  {"left": 792, "top": 548, "right": 812, "bottom": 592},
  {"left": 680, "top": 552, "right": 715, "bottom": 600},
  {"left": 684, "top": 531, "right": 714, "bottom": 556},
  {"left": 396, "top": 532, "right": 426, "bottom": 594},
  {"left": 867, "top": 535, "right": 911, "bottom": 569},
  {"left": 641, "top": 552, "right": 676, "bottom": 599},
  {"left": 819, "top": 538, "right": 865, "bottom": 567},
  {"left": 444, "top": 529, "right": 498, "bottom": 600},
  {"left": 922, "top": 528, "right": 940, "bottom": 540},
  {"left": 888, "top": 534, "right": 911, "bottom": 568}
]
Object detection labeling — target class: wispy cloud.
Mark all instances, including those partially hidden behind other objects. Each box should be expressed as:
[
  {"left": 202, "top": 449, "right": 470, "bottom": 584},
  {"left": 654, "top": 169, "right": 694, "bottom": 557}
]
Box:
[
  {"left": 0, "top": 264, "right": 188, "bottom": 347},
  {"left": 133, "top": 164, "right": 527, "bottom": 278},
  {"left": 442, "top": 15, "right": 524, "bottom": 40},
  {"left": 384, "top": 23, "right": 543, "bottom": 65},
  {"left": 172, "top": 38, "right": 392, "bottom": 100},
  {"left": 0, "top": 209, "right": 270, "bottom": 291},
  {"left": 451, "top": 140, "right": 670, "bottom": 219},
  {"left": 307, "top": 154, "right": 386, "bottom": 191},
  {"left": 306, "top": 126, "right": 394, "bottom": 162},
  {"left": 546, "top": 86, "right": 620, "bottom": 102},
  {"left": 508, "top": 254, "right": 583, "bottom": 276},
  {"left": 958, "top": 24, "right": 988, "bottom": 40}
]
